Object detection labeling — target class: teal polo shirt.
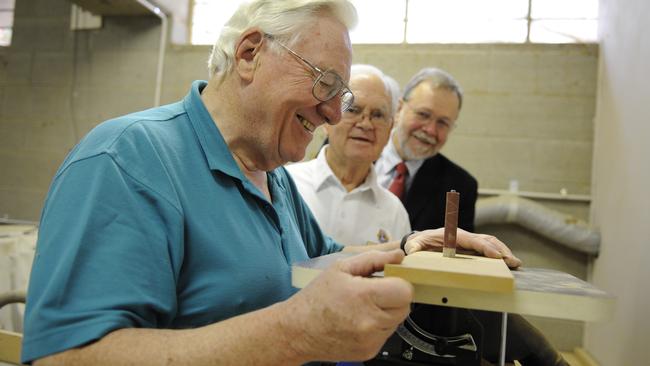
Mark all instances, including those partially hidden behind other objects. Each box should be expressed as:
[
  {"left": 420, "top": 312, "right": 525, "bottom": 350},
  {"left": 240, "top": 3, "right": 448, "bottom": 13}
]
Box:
[{"left": 22, "top": 80, "right": 343, "bottom": 363}]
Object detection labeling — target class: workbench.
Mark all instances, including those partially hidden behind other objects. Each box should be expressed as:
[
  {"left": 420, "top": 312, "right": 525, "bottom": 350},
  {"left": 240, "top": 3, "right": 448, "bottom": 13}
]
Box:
[
  {"left": 292, "top": 251, "right": 614, "bottom": 365},
  {"left": 292, "top": 252, "right": 613, "bottom": 322}
]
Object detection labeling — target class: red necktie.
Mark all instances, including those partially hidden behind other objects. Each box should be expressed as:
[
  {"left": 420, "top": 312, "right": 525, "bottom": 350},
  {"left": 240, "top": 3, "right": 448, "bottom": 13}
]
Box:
[{"left": 388, "top": 162, "right": 408, "bottom": 201}]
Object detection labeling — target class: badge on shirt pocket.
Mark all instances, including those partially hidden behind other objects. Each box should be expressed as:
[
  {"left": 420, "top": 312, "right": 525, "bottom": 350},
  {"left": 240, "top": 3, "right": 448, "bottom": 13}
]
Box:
[{"left": 376, "top": 229, "right": 390, "bottom": 243}]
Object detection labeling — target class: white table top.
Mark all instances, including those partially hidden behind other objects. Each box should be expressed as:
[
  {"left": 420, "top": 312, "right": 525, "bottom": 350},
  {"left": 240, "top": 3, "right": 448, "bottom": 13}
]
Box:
[{"left": 292, "top": 252, "right": 615, "bottom": 322}]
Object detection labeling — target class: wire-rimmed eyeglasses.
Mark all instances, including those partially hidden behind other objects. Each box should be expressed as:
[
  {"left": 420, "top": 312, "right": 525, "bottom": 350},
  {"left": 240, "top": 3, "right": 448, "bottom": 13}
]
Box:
[
  {"left": 343, "top": 104, "right": 392, "bottom": 128},
  {"left": 403, "top": 101, "right": 456, "bottom": 134},
  {"left": 265, "top": 34, "right": 354, "bottom": 113}
]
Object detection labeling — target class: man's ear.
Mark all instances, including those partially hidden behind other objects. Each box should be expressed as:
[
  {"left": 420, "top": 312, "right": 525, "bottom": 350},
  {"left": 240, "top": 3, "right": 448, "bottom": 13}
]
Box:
[{"left": 234, "top": 29, "right": 265, "bottom": 82}]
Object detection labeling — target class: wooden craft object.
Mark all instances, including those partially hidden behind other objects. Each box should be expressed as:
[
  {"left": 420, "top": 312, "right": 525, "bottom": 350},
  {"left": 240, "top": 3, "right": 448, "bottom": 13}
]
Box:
[
  {"left": 291, "top": 252, "right": 615, "bottom": 322},
  {"left": 384, "top": 251, "right": 514, "bottom": 293},
  {"left": 442, "top": 190, "right": 459, "bottom": 257}
]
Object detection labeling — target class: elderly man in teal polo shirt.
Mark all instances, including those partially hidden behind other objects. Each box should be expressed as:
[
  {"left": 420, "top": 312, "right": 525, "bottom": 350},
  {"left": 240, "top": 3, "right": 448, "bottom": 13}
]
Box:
[{"left": 22, "top": 1, "right": 520, "bottom": 365}]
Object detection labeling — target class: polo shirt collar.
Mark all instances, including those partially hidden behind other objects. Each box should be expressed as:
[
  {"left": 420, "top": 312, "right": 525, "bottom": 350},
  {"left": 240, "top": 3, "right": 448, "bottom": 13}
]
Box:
[
  {"left": 183, "top": 81, "right": 288, "bottom": 200},
  {"left": 183, "top": 80, "right": 246, "bottom": 181}
]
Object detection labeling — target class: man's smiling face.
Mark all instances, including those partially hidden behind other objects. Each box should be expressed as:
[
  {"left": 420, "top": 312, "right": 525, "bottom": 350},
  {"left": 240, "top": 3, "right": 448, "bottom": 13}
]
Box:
[{"left": 325, "top": 73, "right": 393, "bottom": 165}]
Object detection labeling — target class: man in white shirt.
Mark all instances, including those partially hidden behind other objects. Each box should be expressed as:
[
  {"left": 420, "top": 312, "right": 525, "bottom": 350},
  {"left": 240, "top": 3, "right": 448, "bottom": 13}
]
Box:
[{"left": 287, "top": 64, "right": 411, "bottom": 246}]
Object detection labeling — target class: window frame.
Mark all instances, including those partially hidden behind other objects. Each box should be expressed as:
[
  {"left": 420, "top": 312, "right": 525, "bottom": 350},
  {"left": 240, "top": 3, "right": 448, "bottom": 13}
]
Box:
[{"left": 189, "top": 0, "right": 598, "bottom": 46}]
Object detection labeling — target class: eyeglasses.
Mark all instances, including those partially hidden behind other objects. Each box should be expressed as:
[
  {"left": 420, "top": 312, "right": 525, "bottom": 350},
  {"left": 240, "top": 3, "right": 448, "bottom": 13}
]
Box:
[
  {"left": 343, "top": 104, "right": 392, "bottom": 127},
  {"left": 265, "top": 34, "right": 354, "bottom": 113},
  {"left": 403, "top": 101, "right": 456, "bottom": 133}
]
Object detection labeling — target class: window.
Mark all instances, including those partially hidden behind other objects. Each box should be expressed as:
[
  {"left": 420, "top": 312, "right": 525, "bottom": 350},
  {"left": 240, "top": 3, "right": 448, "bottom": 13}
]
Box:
[
  {"left": 529, "top": 0, "right": 598, "bottom": 43},
  {"left": 404, "top": 0, "right": 529, "bottom": 43},
  {"left": 348, "top": 0, "right": 405, "bottom": 44},
  {"left": 0, "top": 0, "right": 15, "bottom": 46},
  {"left": 191, "top": 0, "right": 247, "bottom": 46},
  {"left": 190, "top": 0, "right": 598, "bottom": 45}
]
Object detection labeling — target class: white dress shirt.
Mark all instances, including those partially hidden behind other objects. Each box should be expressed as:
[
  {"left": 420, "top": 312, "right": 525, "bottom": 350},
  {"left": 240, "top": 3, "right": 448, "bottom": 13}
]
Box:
[
  {"left": 374, "top": 132, "right": 425, "bottom": 192},
  {"left": 286, "top": 146, "right": 411, "bottom": 246}
]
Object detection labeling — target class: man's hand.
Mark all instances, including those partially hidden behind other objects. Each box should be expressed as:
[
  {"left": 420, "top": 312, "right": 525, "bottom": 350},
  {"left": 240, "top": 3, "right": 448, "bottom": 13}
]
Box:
[
  {"left": 282, "top": 250, "right": 414, "bottom": 362},
  {"left": 404, "top": 229, "right": 522, "bottom": 269}
]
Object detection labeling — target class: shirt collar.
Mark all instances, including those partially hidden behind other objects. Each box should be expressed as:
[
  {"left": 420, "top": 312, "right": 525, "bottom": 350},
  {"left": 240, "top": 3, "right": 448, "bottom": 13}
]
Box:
[
  {"left": 378, "top": 130, "right": 425, "bottom": 177},
  {"left": 314, "top": 145, "right": 381, "bottom": 199},
  {"left": 312, "top": 145, "right": 339, "bottom": 192},
  {"left": 364, "top": 164, "right": 383, "bottom": 199},
  {"left": 183, "top": 80, "right": 247, "bottom": 181}
]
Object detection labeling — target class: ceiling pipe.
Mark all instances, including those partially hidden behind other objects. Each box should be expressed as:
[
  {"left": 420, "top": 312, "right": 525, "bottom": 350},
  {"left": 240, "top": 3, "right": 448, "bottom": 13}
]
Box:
[{"left": 134, "top": 0, "right": 168, "bottom": 106}]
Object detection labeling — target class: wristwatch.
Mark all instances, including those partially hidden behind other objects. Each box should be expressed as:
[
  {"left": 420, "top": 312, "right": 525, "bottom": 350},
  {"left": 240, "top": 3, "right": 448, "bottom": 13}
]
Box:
[{"left": 400, "top": 230, "right": 418, "bottom": 255}]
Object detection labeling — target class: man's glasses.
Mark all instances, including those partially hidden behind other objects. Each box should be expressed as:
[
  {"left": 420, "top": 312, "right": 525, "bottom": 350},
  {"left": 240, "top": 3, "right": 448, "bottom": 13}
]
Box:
[
  {"left": 343, "top": 104, "right": 392, "bottom": 127},
  {"left": 403, "top": 101, "right": 455, "bottom": 133},
  {"left": 265, "top": 34, "right": 354, "bottom": 113}
]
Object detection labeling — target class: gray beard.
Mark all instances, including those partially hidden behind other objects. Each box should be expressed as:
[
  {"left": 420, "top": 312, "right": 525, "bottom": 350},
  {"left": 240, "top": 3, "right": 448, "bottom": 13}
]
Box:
[{"left": 397, "top": 127, "right": 438, "bottom": 161}]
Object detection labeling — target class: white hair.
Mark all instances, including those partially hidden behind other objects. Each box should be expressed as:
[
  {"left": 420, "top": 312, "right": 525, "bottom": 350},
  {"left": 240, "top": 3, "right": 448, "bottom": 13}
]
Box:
[
  {"left": 384, "top": 75, "right": 401, "bottom": 114},
  {"left": 207, "top": 0, "right": 358, "bottom": 80},
  {"left": 350, "top": 64, "right": 399, "bottom": 114}
]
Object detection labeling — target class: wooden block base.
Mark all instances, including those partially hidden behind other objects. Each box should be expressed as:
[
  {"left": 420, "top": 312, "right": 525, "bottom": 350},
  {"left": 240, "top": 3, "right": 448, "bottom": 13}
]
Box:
[{"left": 384, "top": 251, "right": 514, "bottom": 293}]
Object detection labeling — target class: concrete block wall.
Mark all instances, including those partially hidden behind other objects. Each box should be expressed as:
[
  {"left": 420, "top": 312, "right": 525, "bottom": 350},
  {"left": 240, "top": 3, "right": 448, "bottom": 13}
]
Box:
[
  {"left": 351, "top": 43, "right": 598, "bottom": 197},
  {"left": 0, "top": 0, "right": 77, "bottom": 220},
  {"left": 0, "top": 0, "right": 597, "bottom": 352},
  {"left": 0, "top": 2, "right": 206, "bottom": 220}
]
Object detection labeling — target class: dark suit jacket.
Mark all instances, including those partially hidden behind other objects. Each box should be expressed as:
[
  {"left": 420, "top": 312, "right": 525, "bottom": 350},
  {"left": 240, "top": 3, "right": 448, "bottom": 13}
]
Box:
[{"left": 403, "top": 153, "right": 478, "bottom": 232}]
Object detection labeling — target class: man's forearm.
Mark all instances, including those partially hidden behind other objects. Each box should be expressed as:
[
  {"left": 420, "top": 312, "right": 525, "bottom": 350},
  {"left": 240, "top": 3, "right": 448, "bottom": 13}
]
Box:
[
  {"left": 34, "top": 302, "right": 308, "bottom": 366},
  {"left": 34, "top": 251, "right": 415, "bottom": 365},
  {"left": 342, "top": 241, "right": 399, "bottom": 253}
]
